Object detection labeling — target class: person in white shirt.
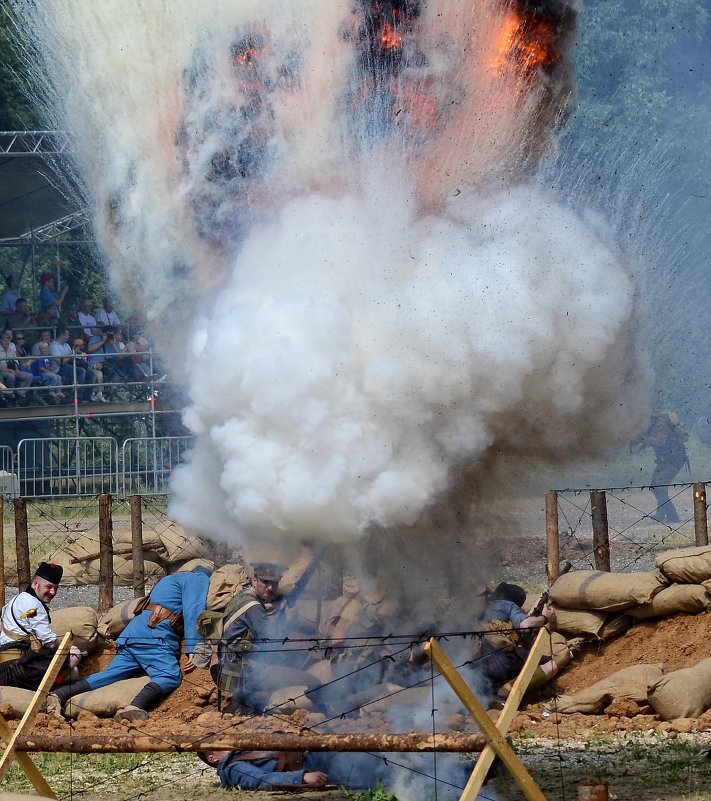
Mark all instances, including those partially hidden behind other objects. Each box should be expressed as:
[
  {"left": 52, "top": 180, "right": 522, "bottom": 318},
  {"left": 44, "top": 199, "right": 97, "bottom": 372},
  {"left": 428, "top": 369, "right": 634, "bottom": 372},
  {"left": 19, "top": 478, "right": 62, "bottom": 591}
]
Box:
[
  {"left": 0, "top": 562, "right": 82, "bottom": 689},
  {"left": 95, "top": 297, "right": 120, "bottom": 327},
  {"left": 77, "top": 298, "right": 98, "bottom": 337}
]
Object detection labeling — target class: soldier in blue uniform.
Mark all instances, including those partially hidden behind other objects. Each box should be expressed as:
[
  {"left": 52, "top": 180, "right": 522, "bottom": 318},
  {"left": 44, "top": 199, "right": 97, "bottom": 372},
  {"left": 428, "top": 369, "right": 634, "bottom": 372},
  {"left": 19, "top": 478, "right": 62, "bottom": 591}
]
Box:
[{"left": 47, "top": 566, "right": 211, "bottom": 721}]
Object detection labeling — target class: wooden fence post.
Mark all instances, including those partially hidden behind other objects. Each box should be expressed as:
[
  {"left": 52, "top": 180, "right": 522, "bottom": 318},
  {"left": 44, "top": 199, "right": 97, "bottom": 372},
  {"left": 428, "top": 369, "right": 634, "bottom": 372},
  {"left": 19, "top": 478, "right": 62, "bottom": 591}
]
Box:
[
  {"left": 98, "top": 493, "right": 113, "bottom": 613},
  {"left": 694, "top": 483, "right": 708, "bottom": 546},
  {"left": 545, "top": 491, "right": 559, "bottom": 583},
  {"left": 130, "top": 494, "right": 145, "bottom": 598},
  {"left": 13, "top": 498, "right": 30, "bottom": 590},
  {"left": 590, "top": 490, "right": 611, "bottom": 572}
]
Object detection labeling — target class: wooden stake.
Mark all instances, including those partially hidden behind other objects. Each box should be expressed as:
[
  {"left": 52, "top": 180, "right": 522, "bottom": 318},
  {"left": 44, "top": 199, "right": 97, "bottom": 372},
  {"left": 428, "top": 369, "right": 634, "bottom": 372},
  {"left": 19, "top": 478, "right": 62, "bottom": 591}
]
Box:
[
  {"left": 98, "top": 493, "right": 113, "bottom": 613},
  {"left": 130, "top": 494, "right": 145, "bottom": 598},
  {"left": 426, "top": 632, "right": 549, "bottom": 801},
  {"left": 13, "top": 498, "right": 29, "bottom": 590}
]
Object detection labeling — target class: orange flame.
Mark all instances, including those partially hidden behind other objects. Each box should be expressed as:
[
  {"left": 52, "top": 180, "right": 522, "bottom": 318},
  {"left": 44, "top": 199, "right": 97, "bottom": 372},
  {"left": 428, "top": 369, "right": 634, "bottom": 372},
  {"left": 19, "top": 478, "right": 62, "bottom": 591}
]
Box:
[
  {"left": 380, "top": 22, "right": 403, "bottom": 51},
  {"left": 492, "top": 9, "right": 558, "bottom": 79}
]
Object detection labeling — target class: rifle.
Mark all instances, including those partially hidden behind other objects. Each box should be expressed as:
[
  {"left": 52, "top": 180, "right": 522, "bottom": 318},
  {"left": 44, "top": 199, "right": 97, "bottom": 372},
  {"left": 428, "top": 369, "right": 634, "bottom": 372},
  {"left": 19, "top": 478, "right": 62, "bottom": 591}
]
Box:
[{"left": 531, "top": 561, "right": 571, "bottom": 617}]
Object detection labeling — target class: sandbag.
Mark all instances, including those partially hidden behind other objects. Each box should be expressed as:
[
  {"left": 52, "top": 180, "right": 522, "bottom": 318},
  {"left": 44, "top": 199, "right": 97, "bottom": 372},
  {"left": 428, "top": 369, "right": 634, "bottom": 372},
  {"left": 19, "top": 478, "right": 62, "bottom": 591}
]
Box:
[
  {"left": 113, "top": 558, "right": 165, "bottom": 586},
  {"left": 549, "top": 570, "right": 667, "bottom": 611},
  {"left": 98, "top": 597, "right": 146, "bottom": 640},
  {"left": 627, "top": 584, "right": 711, "bottom": 619},
  {"left": 267, "top": 684, "right": 313, "bottom": 713},
  {"left": 656, "top": 545, "right": 711, "bottom": 584},
  {"left": 550, "top": 663, "right": 664, "bottom": 715},
  {"left": 151, "top": 521, "right": 207, "bottom": 563},
  {"left": 545, "top": 631, "right": 573, "bottom": 670},
  {"left": 175, "top": 558, "right": 214, "bottom": 574},
  {"left": 43, "top": 549, "right": 91, "bottom": 586},
  {"left": 51, "top": 606, "right": 99, "bottom": 653},
  {"left": 552, "top": 607, "right": 608, "bottom": 638},
  {"left": 205, "top": 562, "right": 250, "bottom": 611},
  {"left": 65, "top": 676, "right": 150, "bottom": 719},
  {"left": 0, "top": 686, "right": 41, "bottom": 717},
  {"left": 648, "top": 658, "right": 711, "bottom": 719}
]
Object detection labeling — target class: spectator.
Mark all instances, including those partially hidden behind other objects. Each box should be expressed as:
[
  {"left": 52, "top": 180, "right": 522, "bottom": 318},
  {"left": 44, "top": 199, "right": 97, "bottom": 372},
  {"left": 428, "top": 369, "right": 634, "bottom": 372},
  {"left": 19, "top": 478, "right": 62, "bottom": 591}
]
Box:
[
  {"left": 39, "top": 273, "right": 68, "bottom": 317},
  {"left": 59, "top": 303, "right": 83, "bottom": 340},
  {"left": 5, "top": 298, "right": 38, "bottom": 346},
  {"left": 0, "top": 329, "right": 34, "bottom": 405},
  {"left": 30, "top": 341, "right": 65, "bottom": 403},
  {"left": 30, "top": 328, "right": 53, "bottom": 356},
  {"left": 89, "top": 325, "right": 145, "bottom": 386},
  {"left": 95, "top": 297, "right": 120, "bottom": 327},
  {"left": 35, "top": 302, "right": 59, "bottom": 329},
  {"left": 73, "top": 338, "right": 106, "bottom": 402},
  {"left": 48, "top": 325, "right": 96, "bottom": 402},
  {"left": 77, "top": 298, "right": 97, "bottom": 337},
  {"left": 125, "top": 329, "right": 166, "bottom": 378},
  {"left": 13, "top": 331, "right": 38, "bottom": 389},
  {"left": 0, "top": 275, "right": 21, "bottom": 314}
]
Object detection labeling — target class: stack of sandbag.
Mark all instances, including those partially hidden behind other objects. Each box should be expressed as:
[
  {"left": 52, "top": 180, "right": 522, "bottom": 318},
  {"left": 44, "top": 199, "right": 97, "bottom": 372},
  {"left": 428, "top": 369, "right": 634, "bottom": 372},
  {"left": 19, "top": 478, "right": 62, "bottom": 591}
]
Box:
[
  {"left": 44, "top": 532, "right": 101, "bottom": 586},
  {"left": 46, "top": 520, "right": 211, "bottom": 587},
  {"left": 548, "top": 569, "right": 669, "bottom": 641}
]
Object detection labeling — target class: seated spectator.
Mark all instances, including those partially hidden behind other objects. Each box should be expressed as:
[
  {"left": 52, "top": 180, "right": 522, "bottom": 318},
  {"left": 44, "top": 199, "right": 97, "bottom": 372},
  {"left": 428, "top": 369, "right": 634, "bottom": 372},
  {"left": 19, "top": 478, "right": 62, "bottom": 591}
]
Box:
[
  {"left": 0, "top": 275, "right": 21, "bottom": 315},
  {"left": 31, "top": 341, "right": 66, "bottom": 403},
  {"left": 59, "top": 303, "right": 83, "bottom": 339},
  {"left": 35, "top": 302, "right": 59, "bottom": 329},
  {"left": 73, "top": 338, "right": 106, "bottom": 402},
  {"left": 48, "top": 325, "right": 96, "bottom": 402},
  {"left": 0, "top": 329, "right": 33, "bottom": 404},
  {"left": 77, "top": 298, "right": 97, "bottom": 337},
  {"left": 5, "top": 298, "right": 38, "bottom": 345},
  {"left": 39, "top": 273, "right": 68, "bottom": 317},
  {"left": 125, "top": 329, "right": 166, "bottom": 378},
  {"left": 13, "top": 331, "right": 40, "bottom": 396},
  {"left": 0, "top": 562, "right": 83, "bottom": 690},
  {"left": 96, "top": 297, "right": 120, "bottom": 327},
  {"left": 30, "top": 328, "right": 53, "bottom": 356},
  {"left": 89, "top": 325, "right": 145, "bottom": 386}
]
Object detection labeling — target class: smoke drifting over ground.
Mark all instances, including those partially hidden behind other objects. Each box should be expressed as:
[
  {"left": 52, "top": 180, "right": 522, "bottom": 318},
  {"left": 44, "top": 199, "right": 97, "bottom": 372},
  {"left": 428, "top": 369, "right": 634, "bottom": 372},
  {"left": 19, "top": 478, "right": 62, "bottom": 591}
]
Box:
[{"left": 12, "top": 2, "right": 649, "bottom": 586}]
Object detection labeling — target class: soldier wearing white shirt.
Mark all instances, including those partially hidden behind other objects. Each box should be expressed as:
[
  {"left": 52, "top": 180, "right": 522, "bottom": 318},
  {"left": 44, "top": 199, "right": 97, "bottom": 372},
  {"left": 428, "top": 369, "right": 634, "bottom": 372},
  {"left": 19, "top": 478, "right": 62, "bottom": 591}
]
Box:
[{"left": 0, "top": 562, "right": 82, "bottom": 689}]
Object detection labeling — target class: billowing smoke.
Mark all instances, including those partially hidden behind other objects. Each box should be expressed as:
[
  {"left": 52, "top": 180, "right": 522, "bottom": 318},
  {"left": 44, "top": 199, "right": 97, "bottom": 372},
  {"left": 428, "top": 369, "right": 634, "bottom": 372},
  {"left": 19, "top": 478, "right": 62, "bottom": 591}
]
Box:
[{"left": 10, "top": 1, "right": 649, "bottom": 599}]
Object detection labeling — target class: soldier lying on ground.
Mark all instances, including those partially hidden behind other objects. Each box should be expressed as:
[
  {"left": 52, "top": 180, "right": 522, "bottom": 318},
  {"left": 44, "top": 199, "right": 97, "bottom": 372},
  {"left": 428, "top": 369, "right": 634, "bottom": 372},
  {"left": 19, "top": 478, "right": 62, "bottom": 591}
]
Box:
[
  {"left": 47, "top": 565, "right": 212, "bottom": 722},
  {"left": 0, "top": 562, "right": 83, "bottom": 689}
]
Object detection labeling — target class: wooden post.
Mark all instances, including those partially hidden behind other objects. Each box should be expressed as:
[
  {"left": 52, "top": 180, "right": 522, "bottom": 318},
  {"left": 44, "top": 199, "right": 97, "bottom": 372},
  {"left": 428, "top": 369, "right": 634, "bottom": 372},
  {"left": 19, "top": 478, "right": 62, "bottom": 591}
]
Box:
[
  {"left": 13, "top": 498, "right": 30, "bottom": 590},
  {"left": 694, "top": 483, "right": 708, "bottom": 546},
  {"left": 590, "top": 490, "right": 610, "bottom": 572},
  {"left": 98, "top": 493, "right": 114, "bottom": 613},
  {"left": 130, "top": 494, "right": 145, "bottom": 598},
  {"left": 545, "top": 490, "right": 559, "bottom": 583},
  {"left": 0, "top": 495, "right": 5, "bottom": 608}
]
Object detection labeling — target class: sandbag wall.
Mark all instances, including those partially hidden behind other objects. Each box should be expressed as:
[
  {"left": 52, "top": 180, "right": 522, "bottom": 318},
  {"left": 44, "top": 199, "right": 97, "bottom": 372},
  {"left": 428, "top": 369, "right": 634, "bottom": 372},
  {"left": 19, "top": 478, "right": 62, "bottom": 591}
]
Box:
[
  {"left": 545, "top": 545, "right": 711, "bottom": 720},
  {"left": 44, "top": 519, "right": 211, "bottom": 587}
]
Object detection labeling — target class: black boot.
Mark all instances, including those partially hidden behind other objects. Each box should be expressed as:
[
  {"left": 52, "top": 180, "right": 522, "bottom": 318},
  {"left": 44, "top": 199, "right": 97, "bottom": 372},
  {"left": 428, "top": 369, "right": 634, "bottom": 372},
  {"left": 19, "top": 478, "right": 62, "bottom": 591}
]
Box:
[{"left": 115, "top": 681, "right": 165, "bottom": 722}]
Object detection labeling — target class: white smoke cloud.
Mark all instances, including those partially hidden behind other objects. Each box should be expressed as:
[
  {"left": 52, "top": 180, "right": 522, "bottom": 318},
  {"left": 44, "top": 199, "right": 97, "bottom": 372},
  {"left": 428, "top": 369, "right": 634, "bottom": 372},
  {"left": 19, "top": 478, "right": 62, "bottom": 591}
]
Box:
[{"left": 169, "top": 179, "right": 640, "bottom": 541}]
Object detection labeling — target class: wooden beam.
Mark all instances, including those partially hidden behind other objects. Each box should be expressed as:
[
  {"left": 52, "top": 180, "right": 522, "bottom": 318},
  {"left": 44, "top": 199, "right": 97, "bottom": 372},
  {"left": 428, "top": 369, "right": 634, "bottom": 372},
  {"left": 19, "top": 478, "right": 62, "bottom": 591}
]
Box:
[
  {"left": 10, "top": 730, "right": 487, "bottom": 754},
  {"left": 0, "top": 631, "right": 73, "bottom": 783},
  {"left": 425, "top": 635, "right": 549, "bottom": 801},
  {"left": 0, "top": 713, "right": 56, "bottom": 798}
]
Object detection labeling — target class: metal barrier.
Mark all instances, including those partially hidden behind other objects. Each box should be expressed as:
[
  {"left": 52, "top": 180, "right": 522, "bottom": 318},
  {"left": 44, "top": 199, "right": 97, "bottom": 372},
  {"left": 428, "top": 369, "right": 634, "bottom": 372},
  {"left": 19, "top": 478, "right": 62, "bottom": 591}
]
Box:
[
  {"left": 0, "top": 446, "right": 17, "bottom": 496},
  {"left": 121, "top": 436, "right": 193, "bottom": 495},
  {"left": 17, "top": 437, "right": 119, "bottom": 498}
]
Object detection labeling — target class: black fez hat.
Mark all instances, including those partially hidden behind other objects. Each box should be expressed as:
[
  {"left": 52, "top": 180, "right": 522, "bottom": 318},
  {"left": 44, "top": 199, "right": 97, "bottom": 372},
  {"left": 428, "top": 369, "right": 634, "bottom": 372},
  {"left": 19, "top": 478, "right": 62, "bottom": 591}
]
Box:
[
  {"left": 252, "top": 563, "right": 282, "bottom": 582},
  {"left": 35, "top": 561, "right": 63, "bottom": 584},
  {"left": 491, "top": 581, "right": 526, "bottom": 608}
]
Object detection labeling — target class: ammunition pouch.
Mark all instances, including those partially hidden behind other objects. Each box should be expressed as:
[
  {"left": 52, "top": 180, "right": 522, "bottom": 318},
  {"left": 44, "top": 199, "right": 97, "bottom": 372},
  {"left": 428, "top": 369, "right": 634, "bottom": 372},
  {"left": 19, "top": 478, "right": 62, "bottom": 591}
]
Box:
[
  {"left": 211, "top": 659, "right": 244, "bottom": 696},
  {"left": 144, "top": 603, "right": 184, "bottom": 636}
]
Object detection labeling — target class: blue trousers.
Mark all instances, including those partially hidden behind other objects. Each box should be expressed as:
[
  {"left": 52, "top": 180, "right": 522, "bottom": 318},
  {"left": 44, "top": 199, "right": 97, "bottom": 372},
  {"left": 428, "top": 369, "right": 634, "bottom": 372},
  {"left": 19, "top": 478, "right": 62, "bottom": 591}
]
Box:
[{"left": 86, "top": 642, "right": 183, "bottom": 694}]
